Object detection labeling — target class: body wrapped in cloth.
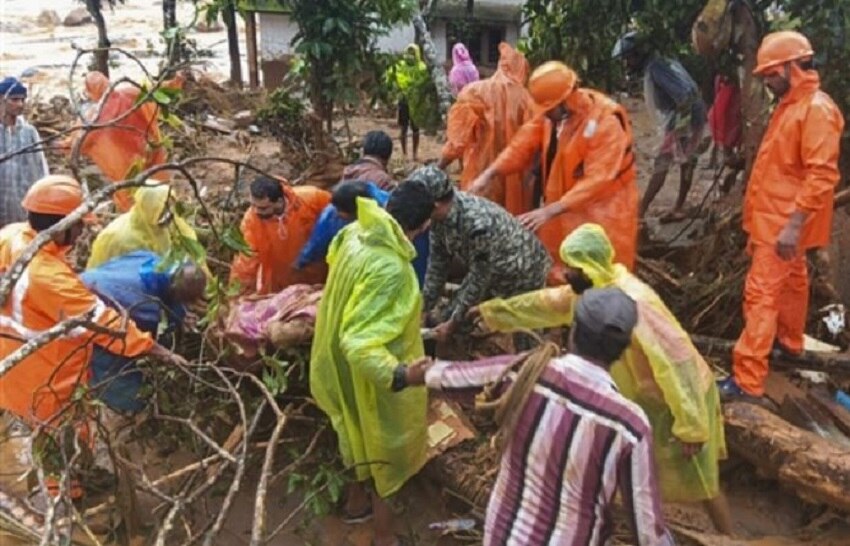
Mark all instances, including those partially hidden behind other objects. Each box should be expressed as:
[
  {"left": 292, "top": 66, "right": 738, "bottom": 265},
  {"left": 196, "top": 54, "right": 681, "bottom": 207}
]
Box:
[{"left": 223, "top": 284, "right": 322, "bottom": 357}]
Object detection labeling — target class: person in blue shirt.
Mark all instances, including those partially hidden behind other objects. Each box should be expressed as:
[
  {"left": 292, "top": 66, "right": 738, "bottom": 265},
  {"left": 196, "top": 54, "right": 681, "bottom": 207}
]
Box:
[
  {"left": 296, "top": 180, "right": 430, "bottom": 287},
  {"left": 81, "top": 251, "right": 207, "bottom": 412}
]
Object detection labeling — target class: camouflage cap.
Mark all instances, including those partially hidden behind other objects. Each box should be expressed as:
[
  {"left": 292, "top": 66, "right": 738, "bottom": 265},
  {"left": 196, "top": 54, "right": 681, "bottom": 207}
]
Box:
[{"left": 406, "top": 165, "right": 454, "bottom": 201}]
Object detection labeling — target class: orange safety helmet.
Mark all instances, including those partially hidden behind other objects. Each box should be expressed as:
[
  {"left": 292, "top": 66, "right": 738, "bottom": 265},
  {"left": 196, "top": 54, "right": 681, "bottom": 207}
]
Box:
[
  {"left": 528, "top": 61, "right": 578, "bottom": 112},
  {"left": 753, "top": 31, "right": 814, "bottom": 75},
  {"left": 21, "top": 175, "right": 94, "bottom": 221}
]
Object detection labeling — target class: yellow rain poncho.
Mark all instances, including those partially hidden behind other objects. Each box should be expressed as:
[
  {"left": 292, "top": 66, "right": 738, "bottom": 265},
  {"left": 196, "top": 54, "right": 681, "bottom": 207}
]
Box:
[
  {"left": 479, "top": 223, "right": 726, "bottom": 503},
  {"left": 309, "top": 198, "right": 427, "bottom": 497},
  {"left": 88, "top": 184, "right": 199, "bottom": 269}
]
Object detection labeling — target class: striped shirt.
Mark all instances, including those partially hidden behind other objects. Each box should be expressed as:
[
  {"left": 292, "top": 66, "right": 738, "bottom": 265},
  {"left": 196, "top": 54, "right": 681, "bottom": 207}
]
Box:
[
  {"left": 0, "top": 117, "right": 49, "bottom": 228},
  {"left": 426, "top": 353, "right": 675, "bottom": 546}
]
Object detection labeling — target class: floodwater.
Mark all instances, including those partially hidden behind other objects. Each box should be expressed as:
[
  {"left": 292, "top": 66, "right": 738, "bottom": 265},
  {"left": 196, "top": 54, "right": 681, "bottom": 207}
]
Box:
[{"left": 0, "top": 0, "right": 245, "bottom": 98}]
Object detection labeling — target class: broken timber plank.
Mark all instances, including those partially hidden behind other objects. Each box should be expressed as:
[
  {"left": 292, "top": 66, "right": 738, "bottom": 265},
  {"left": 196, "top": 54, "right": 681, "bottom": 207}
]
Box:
[
  {"left": 691, "top": 335, "right": 850, "bottom": 376},
  {"left": 723, "top": 402, "right": 850, "bottom": 512}
]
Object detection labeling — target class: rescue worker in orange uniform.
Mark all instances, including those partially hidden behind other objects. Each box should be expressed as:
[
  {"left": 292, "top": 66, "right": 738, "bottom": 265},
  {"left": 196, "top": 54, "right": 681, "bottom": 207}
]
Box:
[
  {"left": 230, "top": 176, "right": 331, "bottom": 295},
  {"left": 0, "top": 175, "right": 186, "bottom": 427},
  {"left": 719, "top": 31, "right": 844, "bottom": 401},
  {"left": 72, "top": 72, "right": 183, "bottom": 211},
  {"left": 470, "top": 61, "right": 638, "bottom": 283},
  {"left": 438, "top": 43, "right": 535, "bottom": 215}
]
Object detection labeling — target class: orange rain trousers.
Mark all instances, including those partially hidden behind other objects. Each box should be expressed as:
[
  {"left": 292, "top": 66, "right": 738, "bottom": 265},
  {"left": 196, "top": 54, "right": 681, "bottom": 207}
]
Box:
[
  {"left": 493, "top": 89, "right": 638, "bottom": 280},
  {"left": 230, "top": 184, "right": 331, "bottom": 295},
  {"left": 732, "top": 68, "right": 843, "bottom": 397},
  {"left": 441, "top": 43, "right": 534, "bottom": 215},
  {"left": 733, "top": 244, "right": 808, "bottom": 395}
]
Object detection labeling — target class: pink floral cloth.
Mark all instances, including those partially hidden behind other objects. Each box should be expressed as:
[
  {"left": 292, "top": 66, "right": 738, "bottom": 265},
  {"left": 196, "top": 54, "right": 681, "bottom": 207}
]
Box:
[{"left": 224, "top": 284, "right": 322, "bottom": 354}]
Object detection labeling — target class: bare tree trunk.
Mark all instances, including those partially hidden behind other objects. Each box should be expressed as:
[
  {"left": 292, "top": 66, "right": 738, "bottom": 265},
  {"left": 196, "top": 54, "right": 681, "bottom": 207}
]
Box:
[
  {"left": 86, "top": 0, "right": 111, "bottom": 76},
  {"left": 224, "top": 0, "right": 243, "bottom": 87},
  {"left": 411, "top": 6, "right": 453, "bottom": 124},
  {"left": 162, "top": 0, "right": 181, "bottom": 70},
  {"left": 734, "top": 2, "right": 769, "bottom": 182}
]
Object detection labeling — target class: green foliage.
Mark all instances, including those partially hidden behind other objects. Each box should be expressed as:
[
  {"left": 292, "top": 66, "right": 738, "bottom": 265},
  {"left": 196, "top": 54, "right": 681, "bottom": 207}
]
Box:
[
  {"left": 256, "top": 87, "right": 308, "bottom": 139},
  {"left": 270, "top": 0, "right": 416, "bottom": 122},
  {"left": 286, "top": 456, "right": 346, "bottom": 516},
  {"left": 772, "top": 1, "right": 850, "bottom": 128},
  {"left": 521, "top": 0, "right": 631, "bottom": 89},
  {"left": 261, "top": 353, "right": 290, "bottom": 395},
  {"left": 521, "top": 0, "right": 707, "bottom": 91}
]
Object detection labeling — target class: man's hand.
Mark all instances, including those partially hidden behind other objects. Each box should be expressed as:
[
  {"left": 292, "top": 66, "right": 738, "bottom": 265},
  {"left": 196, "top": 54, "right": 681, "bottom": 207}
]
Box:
[
  {"left": 469, "top": 169, "right": 494, "bottom": 195},
  {"left": 680, "top": 441, "right": 704, "bottom": 459},
  {"left": 422, "top": 311, "right": 438, "bottom": 328},
  {"left": 776, "top": 214, "right": 805, "bottom": 261},
  {"left": 519, "top": 202, "right": 564, "bottom": 232},
  {"left": 431, "top": 319, "right": 459, "bottom": 343},
  {"left": 405, "top": 356, "right": 434, "bottom": 386}
]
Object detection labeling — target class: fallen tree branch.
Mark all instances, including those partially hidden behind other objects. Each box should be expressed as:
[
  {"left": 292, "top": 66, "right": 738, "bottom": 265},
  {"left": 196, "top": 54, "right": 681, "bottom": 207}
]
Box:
[{"left": 0, "top": 310, "right": 97, "bottom": 378}]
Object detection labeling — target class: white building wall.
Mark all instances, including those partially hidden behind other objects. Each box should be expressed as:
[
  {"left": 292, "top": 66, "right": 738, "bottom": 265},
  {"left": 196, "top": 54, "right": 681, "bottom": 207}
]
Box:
[
  {"left": 377, "top": 24, "right": 416, "bottom": 53},
  {"left": 256, "top": 4, "right": 523, "bottom": 62},
  {"left": 258, "top": 13, "right": 298, "bottom": 59}
]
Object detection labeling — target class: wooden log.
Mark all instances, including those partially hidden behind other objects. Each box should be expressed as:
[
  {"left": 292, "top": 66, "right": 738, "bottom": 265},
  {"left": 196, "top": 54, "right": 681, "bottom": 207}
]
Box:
[
  {"left": 244, "top": 11, "right": 259, "bottom": 89},
  {"left": 691, "top": 334, "right": 850, "bottom": 376},
  {"left": 723, "top": 402, "right": 850, "bottom": 511}
]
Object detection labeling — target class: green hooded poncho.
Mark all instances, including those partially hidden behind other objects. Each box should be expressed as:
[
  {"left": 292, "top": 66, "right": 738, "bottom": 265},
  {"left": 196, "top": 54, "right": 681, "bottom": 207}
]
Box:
[
  {"left": 309, "top": 197, "right": 428, "bottom": 497},
  {"left": 389, "top": 44, "right": 441, "bottom": 132}
]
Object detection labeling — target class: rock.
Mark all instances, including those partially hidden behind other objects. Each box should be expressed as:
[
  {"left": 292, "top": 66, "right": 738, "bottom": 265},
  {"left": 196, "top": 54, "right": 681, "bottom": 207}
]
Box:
[
  {"left": 196, "top": 20, "right": 224, "bottom": 33},
  {"left": 233, "top": 110, "right": 255, "bottom": 129},
  {"left": 63, "top": 7, "right": 94, "bottom": 27},
  {"left": 36, "top": 10, "right": 61, "bottom": 27},
  {"left": 19, "top": 68, "right": 40, "bottom": 78}
]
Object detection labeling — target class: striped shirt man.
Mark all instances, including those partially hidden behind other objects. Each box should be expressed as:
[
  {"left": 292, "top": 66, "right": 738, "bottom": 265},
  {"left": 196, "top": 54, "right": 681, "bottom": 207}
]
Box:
[{"left": 426, "top": 352, "right": 674, "bottom": 546}]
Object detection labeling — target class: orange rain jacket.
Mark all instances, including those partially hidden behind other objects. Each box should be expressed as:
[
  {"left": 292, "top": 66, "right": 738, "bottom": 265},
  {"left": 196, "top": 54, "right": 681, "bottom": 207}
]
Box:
[
  {"left": 743, "top": 68, "right": 844, "bottom": 251},
  {"left": 230, "top": 184, "right": 331, "bottom": 294},
  {"left": 441, "top": 43, "right": 534, "bottom": 215},
  {"left": 0, "top": 223, "right": 154, "bottom": 425},
  {"left": 76, "top": 77, "right": 183, "bottom": 211},
  {"left": 492, "top": 89, "right": 639, "bottom": 274}
]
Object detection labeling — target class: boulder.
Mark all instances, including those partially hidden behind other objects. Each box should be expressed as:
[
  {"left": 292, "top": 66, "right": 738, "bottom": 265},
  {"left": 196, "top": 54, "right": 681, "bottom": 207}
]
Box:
[
  {"left": 63, "top": 7, "right": 94, "bottom": 27},
  {"left": 36, "top": 10, "right": 61, "bottom": 27}
]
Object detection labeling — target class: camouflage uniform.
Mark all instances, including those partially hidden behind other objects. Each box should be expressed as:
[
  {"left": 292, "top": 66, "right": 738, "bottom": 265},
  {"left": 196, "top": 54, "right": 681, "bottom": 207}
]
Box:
[{"left": 411, "top": 166, "right": 552, "bottom": 324}]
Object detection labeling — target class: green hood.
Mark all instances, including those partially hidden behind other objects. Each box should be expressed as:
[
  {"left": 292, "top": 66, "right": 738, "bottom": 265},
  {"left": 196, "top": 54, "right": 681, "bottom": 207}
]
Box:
[{"left": 328, "top": 197, "right": 416, "bottom": 266}]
